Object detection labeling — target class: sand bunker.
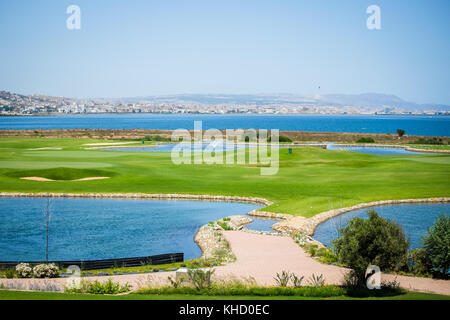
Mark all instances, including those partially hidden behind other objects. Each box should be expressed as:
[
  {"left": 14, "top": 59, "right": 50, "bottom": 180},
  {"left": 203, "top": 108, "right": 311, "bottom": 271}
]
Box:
[
  {"left": 20, "top": 177, "right": 110, "bottom": 182},
  {"left": 83, "top": 142, "right": 138, "bottom": 146},
  {"left": 28, "top": 147, "right": 63, "bottom": 150}
]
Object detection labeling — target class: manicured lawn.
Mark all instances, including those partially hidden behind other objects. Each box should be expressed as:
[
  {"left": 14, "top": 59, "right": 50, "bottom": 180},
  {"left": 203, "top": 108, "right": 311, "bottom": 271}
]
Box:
[
  {"left": 0, "top": 137, "right": 449, "bottom": 217},
  {"left": 0, "top": 289, "right": 448, "bottom": 300}
]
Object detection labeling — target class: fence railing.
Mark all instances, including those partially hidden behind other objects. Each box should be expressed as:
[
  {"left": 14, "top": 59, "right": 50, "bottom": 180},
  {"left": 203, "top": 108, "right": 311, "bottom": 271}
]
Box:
[{"left": 0, "top": 252, "right": 184, "bottom": 270}]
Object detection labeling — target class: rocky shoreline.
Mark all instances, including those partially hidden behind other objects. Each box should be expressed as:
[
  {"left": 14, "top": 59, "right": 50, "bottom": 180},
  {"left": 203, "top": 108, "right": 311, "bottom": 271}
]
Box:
[{"left": 0, "top": 192, "right": 273, "bottom": 206}]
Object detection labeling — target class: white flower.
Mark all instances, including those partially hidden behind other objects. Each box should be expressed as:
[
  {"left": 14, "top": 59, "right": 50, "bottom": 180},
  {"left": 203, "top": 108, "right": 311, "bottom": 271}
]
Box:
[{"left": 15, "top": 263, "right": 33, "bottom": 278}]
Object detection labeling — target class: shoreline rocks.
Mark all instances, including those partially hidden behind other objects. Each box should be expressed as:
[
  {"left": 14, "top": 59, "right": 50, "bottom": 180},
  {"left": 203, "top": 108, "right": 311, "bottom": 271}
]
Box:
[{"left": 0, "top": 192, "right": 273, "bottom": 206}]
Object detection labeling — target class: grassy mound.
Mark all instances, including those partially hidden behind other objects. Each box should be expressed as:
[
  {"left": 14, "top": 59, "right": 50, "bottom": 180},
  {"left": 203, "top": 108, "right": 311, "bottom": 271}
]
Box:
[{"left": 4, "top": 167, "right": 116, "bottom": 181}]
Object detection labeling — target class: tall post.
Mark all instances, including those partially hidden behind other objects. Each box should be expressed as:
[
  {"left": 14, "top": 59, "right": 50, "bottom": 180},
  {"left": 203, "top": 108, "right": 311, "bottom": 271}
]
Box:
[{"left": 43, "top": 199, "right": 51, "bottom": 263}]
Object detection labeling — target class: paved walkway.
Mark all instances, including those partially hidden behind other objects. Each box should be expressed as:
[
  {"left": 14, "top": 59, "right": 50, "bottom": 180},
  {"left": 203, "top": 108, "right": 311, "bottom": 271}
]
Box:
[{"left": 1, "top": 231, "right": 449, "bottom": 295}]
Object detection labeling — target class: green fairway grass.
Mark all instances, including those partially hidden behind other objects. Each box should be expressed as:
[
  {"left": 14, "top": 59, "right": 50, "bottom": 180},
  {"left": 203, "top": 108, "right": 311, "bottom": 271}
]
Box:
[
  {"left": 0, "top": 137, "right": 449, "bottom": 217},
  {"left": 0, "top": 289, "right": 448, "bottom": 300}
]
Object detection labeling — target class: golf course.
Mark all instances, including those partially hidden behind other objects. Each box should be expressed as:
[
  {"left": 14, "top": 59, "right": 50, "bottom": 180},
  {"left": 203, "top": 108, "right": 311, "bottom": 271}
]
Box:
[{"left": 0, "top": 137, "right": 448, "bottom": 217}]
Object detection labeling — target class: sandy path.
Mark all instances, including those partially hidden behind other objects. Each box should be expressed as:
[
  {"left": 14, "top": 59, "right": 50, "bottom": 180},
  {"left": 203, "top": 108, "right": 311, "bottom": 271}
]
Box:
[
  {"left": 1, "top": 231, "right": 448, "bottom": 295},
  {"left": 214, "top": 231, "right": 348, "bottom": 286}
]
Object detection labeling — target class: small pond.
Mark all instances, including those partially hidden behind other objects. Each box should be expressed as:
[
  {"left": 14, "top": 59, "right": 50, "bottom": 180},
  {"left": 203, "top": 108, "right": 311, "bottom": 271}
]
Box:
[
  {"left": 0, "top": 197, "right": 263, "bottom": 261},
  {"left": 313, "top": 203, "right": 449, "bottom": 250},
  {"left": 326, "top": 144, "right": 427, "bottom": 155}
]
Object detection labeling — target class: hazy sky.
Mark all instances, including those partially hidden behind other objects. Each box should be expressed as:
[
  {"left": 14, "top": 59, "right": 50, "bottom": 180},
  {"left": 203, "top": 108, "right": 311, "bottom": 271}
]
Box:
[{"left": 1, "top": 0, "right": 449, "bottom": 104}]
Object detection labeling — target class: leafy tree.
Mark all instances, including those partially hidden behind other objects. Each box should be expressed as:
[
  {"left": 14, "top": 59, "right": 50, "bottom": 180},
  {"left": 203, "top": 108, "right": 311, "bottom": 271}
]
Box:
[
  {"left": 332, "top": 210, "right": 409, "bottom": 284},
  {"left": 422, "top": 214, "right": 450, "bottom": 276},
  {"left": 396, "top": 129, "right": 405, "bottom": 137}
]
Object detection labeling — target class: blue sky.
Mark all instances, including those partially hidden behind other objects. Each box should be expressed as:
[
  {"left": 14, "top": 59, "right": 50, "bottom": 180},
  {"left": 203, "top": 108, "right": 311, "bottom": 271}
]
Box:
[{"left": 0, "top": 0, "right": 449, "bottom": 104}]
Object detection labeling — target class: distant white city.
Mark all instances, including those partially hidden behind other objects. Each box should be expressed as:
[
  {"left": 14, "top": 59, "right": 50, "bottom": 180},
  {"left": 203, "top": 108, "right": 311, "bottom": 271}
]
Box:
[{"left": 0, "top": 91, "right": 448, "bottom": 116}]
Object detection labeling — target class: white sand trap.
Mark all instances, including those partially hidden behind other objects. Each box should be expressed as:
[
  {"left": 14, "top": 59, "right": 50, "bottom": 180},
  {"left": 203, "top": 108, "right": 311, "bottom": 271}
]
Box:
[
  {"left": 20, "top": 176, "right": 55, "bottom": 181},
  {"left": 73, "top": 177, "right": 110, "bottom": 181},
  {"left": 83, "top": 142, "right": 139, "bottom": 146},
  {"left": 20, "top": 177, "right": 110, "bottom": 182}
]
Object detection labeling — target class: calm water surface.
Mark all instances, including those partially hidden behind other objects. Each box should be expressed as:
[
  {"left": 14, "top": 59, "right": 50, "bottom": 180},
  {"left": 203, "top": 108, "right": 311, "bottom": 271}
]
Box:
[
  {"left": 0, "top": 197, "right": 262, "bottom": 261},
  {"left": 1, "top": 114, "right": 448, "bottom": 136},
  {"left": 326, "top": 144, "right": 428, "bottom": 155},
  {"left": 313, "top": 203, "right": 449, "bottom": 250}
]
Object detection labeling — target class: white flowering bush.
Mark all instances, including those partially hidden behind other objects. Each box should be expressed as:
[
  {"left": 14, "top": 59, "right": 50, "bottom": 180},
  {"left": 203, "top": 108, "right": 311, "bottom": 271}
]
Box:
[
  {"left": 32, "top": 264, "right": 60, "bottom": 278},
  {"left": 15, "top": 263, "right": 33, "bottom": 278}
]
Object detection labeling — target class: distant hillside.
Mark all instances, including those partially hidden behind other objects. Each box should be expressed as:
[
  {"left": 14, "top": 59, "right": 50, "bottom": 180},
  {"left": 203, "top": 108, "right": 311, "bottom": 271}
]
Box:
[{"left": 117, "top": 93, "right": 450, "bottom": 111}]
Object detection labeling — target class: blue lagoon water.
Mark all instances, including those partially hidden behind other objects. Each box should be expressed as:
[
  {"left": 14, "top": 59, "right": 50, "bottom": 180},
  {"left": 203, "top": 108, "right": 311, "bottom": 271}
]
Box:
[
  {"left": 1, "top": 114, "right": 449, "bottom": 136},
  {"left": 0, "top": 197, "right": 263, "bottom": 261},
  {"left": 326, "top": 144, "right": 428, "bottom": 155},
  {"left": 313, "top": 203, "right": 449, "bottom": 250},
  {"left": 245, "top": 218, "right": 280, "bottom": 233},
  {"left": 105, "top": 143, "right": 251, "bottom": 152}
]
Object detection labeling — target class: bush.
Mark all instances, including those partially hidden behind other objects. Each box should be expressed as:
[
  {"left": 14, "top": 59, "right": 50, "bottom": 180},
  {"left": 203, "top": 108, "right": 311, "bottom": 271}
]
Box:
[
  {"left": 406, "top": 248, "right": 433, "bottom": 276},
  {"left": 396, "top": 129, "right": 405, "bottom": 137},
  {"left": 142, "top": 135, "right": 171, "bottom": 142},
  {"left": 187, "top": 269, "right": 215, "bottom": 290},
  {"left": 422, "top": 214, "right": 450, "bottom": 276},
  {"left": 65, "top": 279, "right": 131, "bottom": 294},
  {"left": 15, "top": 263, "right": 33, "bottom": 278},
  {"left": 217, "top": 221, "right": 233, "bottom": 231},
  {"left": 356, "top": 137, "right": 375, "bottom": 143},
  {"left": 332, "top": 210, "right": 409, "bottom": 285},
  {"left": 268, "top": 135, "right": 292, "bottom": 143},
  {"left": 32, "top": 264, "right": 60, "bottom": 278},
  {"left": 307, "top": 274, "right": 325, "bottom": 287},
  {"left": 274, "top": 271, "right": 291, "bottom": 287},
  {"left": 413, "top": 138, "right": 443, "bottom": 145}
]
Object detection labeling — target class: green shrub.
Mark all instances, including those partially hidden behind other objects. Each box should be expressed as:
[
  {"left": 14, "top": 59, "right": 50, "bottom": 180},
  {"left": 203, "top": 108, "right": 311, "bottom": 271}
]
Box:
[
  {"left": 187, "top": 269, "right": 215, "bottom": 290},
  {"left": 332, "top": 210, "right": 409, "bottom": 285},
  {"left": 268, "top": 135, "right": 292, "bottom": 143},
  {"left": 304, "top": 244, "right": 318, "bottom": 257},
  {"left": 422, "top": 214, "right": 450, "bottom": 276},
  {"left": 290, "top": 274, "right": 305, "bottom": 288},
  {"left": 356, "top": 137, "right": 375, "bottom": 143},
  {"left": 217, "top": 221, "right": 233, "bottom": 231},
  {"left": 396, "top": 129, "right": 405, "bottom": 137},
  {"left": 406, "top": 248, "right": 433, "bottom": 276},
  {"left": 3, "top": 268, "right": 17, "bottom": 279},
  {"left": 307, "top": 274, "right": 325, "bottom": 287},
  {"left": 274, "top": 271, "right": 291, "bottom": 287},
  {"left": 413, "top": 138, "right": 443, "bottom": 145},
  {"left": 142, "top": 135, "right": 171, "bottom": 142},
  {"left": 65, "top": 279, "right": 130, "bottom": 295}
]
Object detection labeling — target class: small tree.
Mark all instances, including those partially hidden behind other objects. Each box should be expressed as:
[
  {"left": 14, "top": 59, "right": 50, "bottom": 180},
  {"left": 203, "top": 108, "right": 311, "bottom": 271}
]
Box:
[
  {"left": 422, "top": 214, "right": 450, "bottom": 276},
  {"left": 332, "top": 210, "right": 409, "bottom": 285},
  {"left": 396, "top": 129, "right": 405, "bottom": 138}
]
